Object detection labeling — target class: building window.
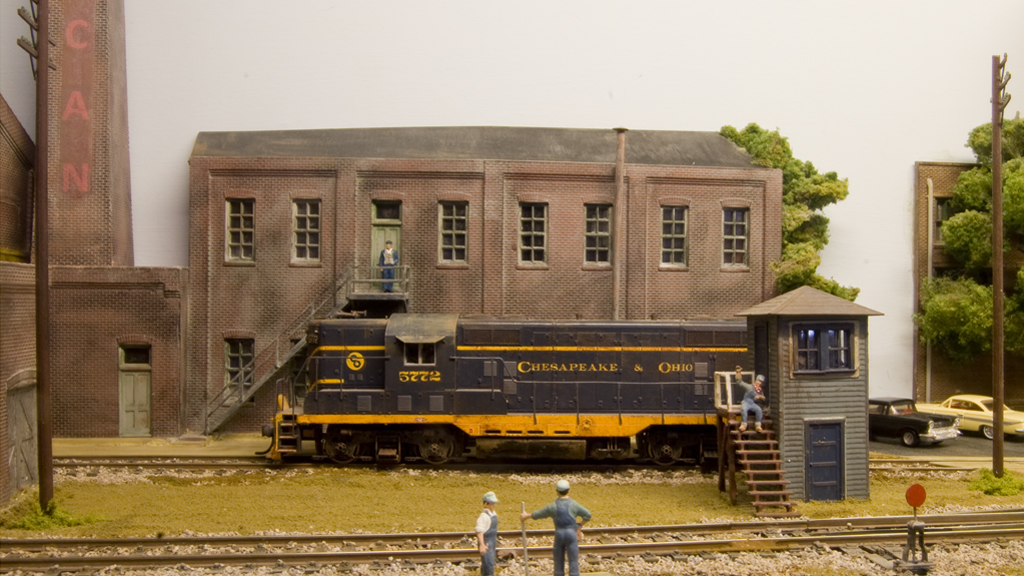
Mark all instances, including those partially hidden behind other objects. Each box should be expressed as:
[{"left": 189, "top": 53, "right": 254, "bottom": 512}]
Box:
[
  {"left": 722, "top": 208, "right": 749, "bottom": 266},
  {"left": 439, "top": 202, "right": 468, "bottom": 263},
  {"left": 584, "top": 204, "right": 612, "bottom": 264},
  {"left": 661, "top": 206, "right": 688, "bottom": 267},
  {"left": 225, "top": 339, "right": 255, "bottom": 388},
  {"left": 226, "top": 199, "right": 255, "bottom": 262},
  {"left": 405, "top": 342, "right": 436, "bottom": 365},
  {"left": 935, "top": 197, "right": 952, "bottom": 244},
  {"left": 373, "top": 200, "right": 402, "bottom": 223},
  {"left": 120, "top": 345, "right": 151, "bottom": 367},
  {"left": 519, "top": 203, "right": 547, "bottom": 264},
  {"left": 794, "top": 324, "right": 854, "bottom": 373},
  {"left": 293, "top": 200, "right": 321, "bottom": 262}
]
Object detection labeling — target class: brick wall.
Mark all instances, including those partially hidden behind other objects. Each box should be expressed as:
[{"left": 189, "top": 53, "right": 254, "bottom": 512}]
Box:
[
  {"left": 1, "top": 95, "right": 35, "bottom": 262},
  {"left": 49, "top": 266, "right": 185, "bottom": 436},
  {"left": 188, "top": 151, "right": 782, "bottom": 432},
  {"left": 47, "top": 0, "right": 133, "bottom": 266}
]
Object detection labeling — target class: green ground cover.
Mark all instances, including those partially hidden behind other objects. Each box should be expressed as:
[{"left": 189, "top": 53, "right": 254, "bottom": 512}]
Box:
[{"left": 2, "top": 462, "right": 1021, "bottom": 538}]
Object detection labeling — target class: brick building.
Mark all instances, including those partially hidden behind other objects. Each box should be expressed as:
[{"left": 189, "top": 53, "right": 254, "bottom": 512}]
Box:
[
  {"left": 912, "top": 162, "right": 1024, "bottom": 405},
  {"left": 1, "top": 95, "right": 37, "bottom": 504},
  {"left": 187, "top": 127, "right": 783, "bottom": 433}
]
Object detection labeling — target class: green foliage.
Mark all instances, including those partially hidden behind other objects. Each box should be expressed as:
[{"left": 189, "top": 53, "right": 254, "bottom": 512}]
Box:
[
  {"left": 0, "top": 498, "right": 101, "bottom": 530},
  {"left": 1008, "top": 268, "right": 1024, "bottom": 354},
  {"left": 940, "top": 211, "right": 993, "bottom": 269},
  {"left": 770, "top": 241, "right": 820, "bottom": 293},
  {"left": 969, "top": 468, "right": 1024, "bottom": 496},
  {"left": 722, "top": 123, "right": 856, "bottom": 300},
  {"left": 951, "top": 167, "right": 992, "bottom": 212},
  {"left": 914, "top": 277, "right": 993, "bottom": 363},
  {"left": 966, "top": 116, "right": 1024, "bottom": 166},
  {"left": 919, "top": 118, "right": 1024, "bottom": 363},
  {"left": 1005, "top": 166, "right": 1024, "bottom": 235}
]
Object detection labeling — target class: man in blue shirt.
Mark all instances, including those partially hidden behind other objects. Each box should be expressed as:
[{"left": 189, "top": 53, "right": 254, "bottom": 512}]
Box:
[
  {"left": 739, "top": 374, "right": 767, "bottom": 432},
  {"left": 521, "top": 480, "right": 592, "bottom": 576}
]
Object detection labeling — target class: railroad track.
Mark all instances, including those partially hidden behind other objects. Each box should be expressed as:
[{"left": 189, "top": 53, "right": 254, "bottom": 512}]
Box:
[
  {"left": 3, "top": 512, "right": 1021, "bottom": 572},
  {"left": 54, "top": 454, "right": 984, "bottom": 473},
  {"left": 53, "top": 455, "right": 289, "bottom": 471}
]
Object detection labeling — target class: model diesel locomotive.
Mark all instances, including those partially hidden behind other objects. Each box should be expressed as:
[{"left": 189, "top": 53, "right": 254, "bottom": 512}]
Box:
[{"left": 264, "top": 313, "right": 747, "bottom": 464}]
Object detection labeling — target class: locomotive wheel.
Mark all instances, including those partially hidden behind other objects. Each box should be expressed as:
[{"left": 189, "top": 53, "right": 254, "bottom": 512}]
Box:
[
  {"left": 643, "top": 431, "right": 682, "bottom": 466},
  {"left": 323, "top": 434, "right": 359, "bottom": 464},
  {"left": 418, "top": 429, "right": 456, "bottom": 465}
]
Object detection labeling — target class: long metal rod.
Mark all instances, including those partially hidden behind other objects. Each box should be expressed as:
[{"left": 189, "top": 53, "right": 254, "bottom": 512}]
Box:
[{"left": 34, "top": 0, "right": 54, "bottom": 509}]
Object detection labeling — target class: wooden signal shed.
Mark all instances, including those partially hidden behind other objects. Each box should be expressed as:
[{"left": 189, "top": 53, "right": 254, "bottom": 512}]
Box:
[{"left": 734, "top": 286, "right": 883, "bottom": 502}]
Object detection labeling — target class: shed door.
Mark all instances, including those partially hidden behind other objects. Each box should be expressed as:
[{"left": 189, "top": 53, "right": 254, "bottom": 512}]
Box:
[
  {"left": 805, "top": 420, "right": 843, "bottom": 501},
  {"left": 7, "top": 383, "right": 38, "bottom": 492},
  {"left": 119, "top": 371, "right": 151, "bottom": 436}
]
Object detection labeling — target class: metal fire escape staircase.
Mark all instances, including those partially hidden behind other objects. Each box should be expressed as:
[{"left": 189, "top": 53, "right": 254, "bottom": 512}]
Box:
[{"left": 204, "top": 265, "right": 409, "bottom": 434}]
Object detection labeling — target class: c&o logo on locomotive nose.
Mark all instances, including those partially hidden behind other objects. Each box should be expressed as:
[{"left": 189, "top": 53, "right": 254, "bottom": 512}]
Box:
[{"left": 346, "top": 352, "right": 365, "bottom": 371}]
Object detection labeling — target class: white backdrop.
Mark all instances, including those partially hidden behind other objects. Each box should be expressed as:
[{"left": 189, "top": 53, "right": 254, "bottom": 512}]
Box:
[{"left": 2, "top": 0, "right": 1023, "bottom": 396}]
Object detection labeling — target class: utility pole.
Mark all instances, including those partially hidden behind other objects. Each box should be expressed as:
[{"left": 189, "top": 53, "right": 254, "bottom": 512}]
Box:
[
  {"left": 18, "top": 0, "right": 54, "bottom": 509},
  {"left": 991, "top": 53, "right": 1011, "bottom": 478}
]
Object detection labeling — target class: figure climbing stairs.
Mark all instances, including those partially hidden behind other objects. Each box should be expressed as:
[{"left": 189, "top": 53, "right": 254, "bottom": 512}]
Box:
[{"left": 730, "top": 418, "right": 800, "bottom": 518}]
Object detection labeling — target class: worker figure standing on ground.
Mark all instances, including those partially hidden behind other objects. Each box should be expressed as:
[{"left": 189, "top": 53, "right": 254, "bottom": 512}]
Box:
[
  {"left": 521, "top": 480, "right": 591, "bottom": 576},
  {"left": 476, "top": 491, "right": 499, "bottom": 576}
]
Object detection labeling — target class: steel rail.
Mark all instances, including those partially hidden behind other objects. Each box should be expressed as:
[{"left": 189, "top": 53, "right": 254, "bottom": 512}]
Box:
[
  {"left": 4, "top": 513, "right": 1021, "bottom": 552},
  {"left": 2, "top": 525, "right": 1021, "bottom": 572}
]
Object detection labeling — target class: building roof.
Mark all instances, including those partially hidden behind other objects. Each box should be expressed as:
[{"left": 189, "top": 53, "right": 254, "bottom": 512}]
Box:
[
  {"left": 736, "top": 286, "right": 883, "bottom": 317},
  {"left": 190, "top": 126, "right": 759, "bottom": 168}
]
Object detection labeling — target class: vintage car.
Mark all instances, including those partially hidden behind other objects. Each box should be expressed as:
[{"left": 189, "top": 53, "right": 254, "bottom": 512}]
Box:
[
  {"left": 917, "top": 394, "right": 1024, "bottom": 440},
  {"left": 868, "top": 397, "right": 960, "bottom": 447}
]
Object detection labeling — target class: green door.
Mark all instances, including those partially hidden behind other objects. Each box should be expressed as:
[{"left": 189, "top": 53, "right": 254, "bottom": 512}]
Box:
[
  {"left": 119, "top": 371, "right": 151, "bottom": 437},
  {"left": 372, "top": 227, "right": 401, "bottom": 291}
]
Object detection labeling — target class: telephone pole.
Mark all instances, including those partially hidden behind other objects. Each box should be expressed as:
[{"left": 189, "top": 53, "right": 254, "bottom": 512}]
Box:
[
  {"left": 991, "top": 53, "right": 1011, "bottom": 478},
  {"left": 18, "top": 0, "right": 54, "bottom": 508}
]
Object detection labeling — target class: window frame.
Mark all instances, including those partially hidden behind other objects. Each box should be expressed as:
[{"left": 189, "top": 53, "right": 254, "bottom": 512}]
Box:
[
  {"left": 660, "top": 205, "right": 688, "bottom": 268},
  {"left": 722, "top": 207, "right": 749, "bottom": 267},
  {"left": 224, "top": 338, "right": 255, "bottom": 389},
  {"left": 934, "top": 197, "right": 953, "bottom": 244},
  {"left": 792, "top": 322, "right": 855, "bottom": 375},
  {"left": 519, "top": 202, "right": 548, "bottom": 265},
  {"left": 404, "top": 342, "right": 436, "bottom": 366},
  {"left": 292, "top": 199, "right": 321, "bottom": 263},
  {"left": 584, "top": 203, "right": 613, "bottom": 266},
  {"left": 438, "top": 201, "right": 468, "bottom": 264},
  {"left": 225, "top": 199, "right": 255, "bottom": 263}
]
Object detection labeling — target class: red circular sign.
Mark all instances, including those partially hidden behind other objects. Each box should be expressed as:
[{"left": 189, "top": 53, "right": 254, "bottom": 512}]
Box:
[{"left": 906, "top": 483, "right": 927, "bottom": 508}]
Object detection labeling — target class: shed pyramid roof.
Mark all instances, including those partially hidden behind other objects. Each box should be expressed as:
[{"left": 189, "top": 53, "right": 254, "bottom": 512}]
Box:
[{"left": 736, "top": 286, "right": 882, "bottom": 317}]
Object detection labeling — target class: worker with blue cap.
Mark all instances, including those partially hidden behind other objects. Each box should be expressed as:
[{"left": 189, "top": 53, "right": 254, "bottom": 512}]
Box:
[
  {"left": 476, "top": 491, "right": 499, "bottom": 576},
  {"left": 521, "top": 480, "right": 592, "bottom": 576}
]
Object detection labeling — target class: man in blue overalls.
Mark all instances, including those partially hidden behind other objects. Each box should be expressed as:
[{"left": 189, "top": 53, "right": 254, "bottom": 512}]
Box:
[
  {"left": 521, "top": 480, "right": 592, "bottom": 576},
  {"left": 476, "top": 491, "right": 499, "bottom": 576}
]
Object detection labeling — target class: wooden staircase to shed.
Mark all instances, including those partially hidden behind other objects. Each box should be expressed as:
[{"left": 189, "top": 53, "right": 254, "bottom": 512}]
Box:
[{"left": 718, "top": 409, "right": 800, "bottom": 518}]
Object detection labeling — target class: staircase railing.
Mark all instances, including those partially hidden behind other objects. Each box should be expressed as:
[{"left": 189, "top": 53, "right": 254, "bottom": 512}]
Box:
[{"left": 205, "top": 269, "right": 353, "bottom": 433}]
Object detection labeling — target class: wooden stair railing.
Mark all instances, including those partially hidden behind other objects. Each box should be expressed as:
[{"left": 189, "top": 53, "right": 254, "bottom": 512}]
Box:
[{"left": 718, "top": 408, "right": 800, "bottom": 518}]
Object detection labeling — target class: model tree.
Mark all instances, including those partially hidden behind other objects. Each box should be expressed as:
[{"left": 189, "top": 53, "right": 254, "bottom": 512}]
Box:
[
  {"left": 720, "top": 123, "right": 859, "bottom": 300},
  {"left": 914, "top": 115, "right": 1024, "bottom": 362}
]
